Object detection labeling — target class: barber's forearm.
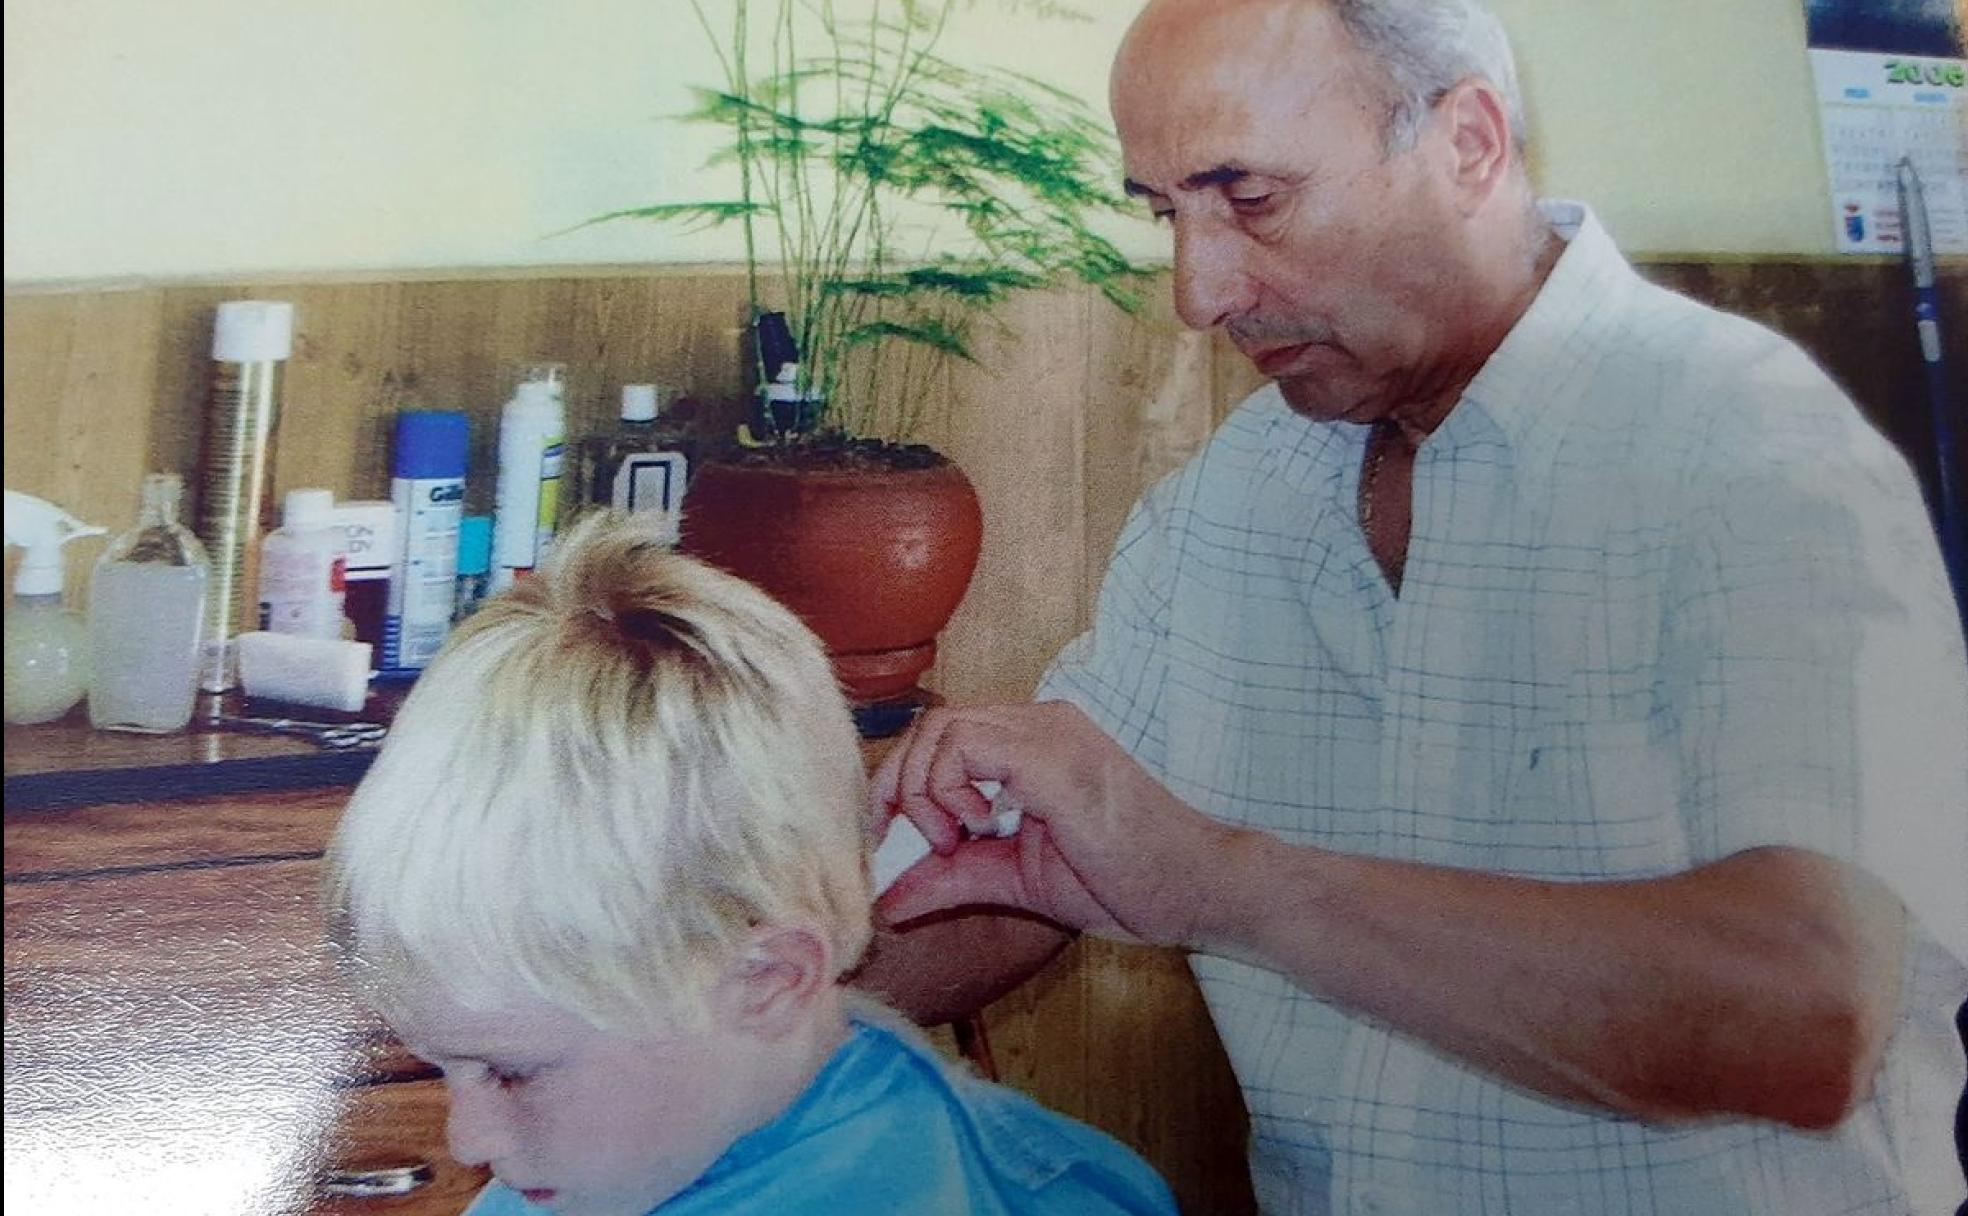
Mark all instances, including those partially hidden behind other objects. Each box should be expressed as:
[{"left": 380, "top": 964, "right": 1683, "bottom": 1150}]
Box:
[{"left": 1188, "top": 832, "right": 1907, "bottom": 1128}]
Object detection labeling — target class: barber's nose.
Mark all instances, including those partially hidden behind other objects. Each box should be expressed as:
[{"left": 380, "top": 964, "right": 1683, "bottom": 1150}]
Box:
[
  {"left": 444, "top": 1079, "right": 518, "bottom": 1168},
  {"left": 1172, "top": 221, "right": 1256, "bottom": 331}
]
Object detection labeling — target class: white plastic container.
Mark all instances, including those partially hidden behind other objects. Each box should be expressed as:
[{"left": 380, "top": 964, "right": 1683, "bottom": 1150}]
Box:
[
  {"left": 492, "top": 378, "right": 566, "bottom": 591},
  {"left": 257, "top": 487, "right": 347, "bottom": 639},
  {"left": 88, "top": 474, "right": 210, "bottom": 733},
  {"left": 3, "top": 490, "right": 106, "bottom": 724},
  {"left": 328, "top": 498, "right": 394, "bottom": 648}
]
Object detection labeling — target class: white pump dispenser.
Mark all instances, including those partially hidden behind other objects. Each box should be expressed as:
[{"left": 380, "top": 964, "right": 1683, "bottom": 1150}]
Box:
[{"left": 4, "top": 490, "right": 107, "bottom": 724}]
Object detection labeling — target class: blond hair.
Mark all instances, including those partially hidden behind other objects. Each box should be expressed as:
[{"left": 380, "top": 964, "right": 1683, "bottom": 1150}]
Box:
[{"left": 325, "top": 512, "right": 871, "bottom": 1032}]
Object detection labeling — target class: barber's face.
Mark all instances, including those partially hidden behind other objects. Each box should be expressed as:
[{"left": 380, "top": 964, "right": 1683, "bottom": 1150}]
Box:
[{"left": 1112, "top": 0, "right": 1468, "bottom": 424}]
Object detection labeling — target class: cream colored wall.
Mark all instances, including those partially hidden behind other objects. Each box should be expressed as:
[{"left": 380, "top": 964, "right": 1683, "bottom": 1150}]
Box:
[{"left": 1, "top": 0, "right": 1874, "bottom": 283}]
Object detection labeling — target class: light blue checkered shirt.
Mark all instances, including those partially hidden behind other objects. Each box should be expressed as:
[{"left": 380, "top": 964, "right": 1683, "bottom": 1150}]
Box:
[{"left": 1041, "top": 203, "right": 1968, "bottom": 1215}]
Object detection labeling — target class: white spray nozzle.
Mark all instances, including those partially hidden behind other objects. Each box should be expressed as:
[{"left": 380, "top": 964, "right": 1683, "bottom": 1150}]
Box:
[{"left": 4, "top": 490, "right": 107, "bottom": 597}]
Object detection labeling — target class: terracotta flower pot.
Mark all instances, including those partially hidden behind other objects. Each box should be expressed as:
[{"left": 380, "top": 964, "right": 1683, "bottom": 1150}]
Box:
[{"left": 678, "top": 451, "right": 983, "bottom": 704}]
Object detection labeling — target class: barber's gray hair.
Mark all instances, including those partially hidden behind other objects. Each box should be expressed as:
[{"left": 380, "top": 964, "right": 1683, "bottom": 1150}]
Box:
[{"left": 1331, "top": 0, "right": 1526, "bottom": 154}]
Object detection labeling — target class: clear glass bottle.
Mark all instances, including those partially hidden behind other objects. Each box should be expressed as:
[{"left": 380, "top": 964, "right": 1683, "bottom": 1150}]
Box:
[
  {"left": 571, "top": 384, "right": 697, "bottom": 541},
  {"left": 89, "top": 473, "right": 212, "bottom": 733}
]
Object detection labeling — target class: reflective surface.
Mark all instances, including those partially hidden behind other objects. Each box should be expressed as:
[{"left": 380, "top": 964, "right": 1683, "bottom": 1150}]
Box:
[{"left": 3, "top": 787, "right": 485, "bottom": 1215}]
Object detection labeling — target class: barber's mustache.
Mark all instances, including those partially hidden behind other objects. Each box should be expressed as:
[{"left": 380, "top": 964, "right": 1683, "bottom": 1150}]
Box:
[{"left": 1225, "top": 317, "right": 1337, "bottom": 349}]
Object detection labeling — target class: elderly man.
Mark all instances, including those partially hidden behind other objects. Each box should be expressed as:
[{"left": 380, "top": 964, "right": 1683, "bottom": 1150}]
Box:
[{"left": 865, "top": 0, "right": 1968, "bottom": 1212}]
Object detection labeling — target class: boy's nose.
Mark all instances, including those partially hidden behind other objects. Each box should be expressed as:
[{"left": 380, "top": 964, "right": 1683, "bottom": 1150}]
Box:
[{"left": 444, "top": 1081, "right": 518, "bottom": 1168}]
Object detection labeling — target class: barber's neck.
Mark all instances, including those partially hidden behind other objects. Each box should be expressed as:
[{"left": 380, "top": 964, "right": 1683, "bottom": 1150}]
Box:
[{"left": 1386, "top": 207, "right": 1563, "bottom": 447}]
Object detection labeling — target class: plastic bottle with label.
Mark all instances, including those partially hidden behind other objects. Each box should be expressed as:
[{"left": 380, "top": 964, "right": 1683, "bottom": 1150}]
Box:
[
  {"left": 257, "top": 488, "right": 347, "bottom": 639},
  {"left": 3, "top": 490, "right": 106, "bottom": 725},
  {"left": 329, "top": 499, "right": 393, "bottom": 649},
  {"left": 453, "top": 515, "right": 492, "bottom": 623},
  {"left": 492, "top": 371, "right": 566, "bottom": 591}
]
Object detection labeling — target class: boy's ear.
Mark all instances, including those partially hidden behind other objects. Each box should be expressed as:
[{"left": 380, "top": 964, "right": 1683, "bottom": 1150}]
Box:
[{"left": 722, "top": 926, "right": 834, "bottom": 1038}]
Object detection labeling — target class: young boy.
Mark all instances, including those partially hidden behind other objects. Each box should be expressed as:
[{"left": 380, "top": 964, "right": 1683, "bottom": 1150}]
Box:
[{"left": 325, "top": 513, "right": 1177, "bottom": 1216}]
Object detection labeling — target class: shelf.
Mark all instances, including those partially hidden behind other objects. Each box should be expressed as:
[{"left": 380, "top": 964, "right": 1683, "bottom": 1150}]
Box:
[
  {"left": 3, "top": 688, "right": 402, "bottom": 813},
  {"left": 6, "top": 684, "right": 928, "bottom": 813}
]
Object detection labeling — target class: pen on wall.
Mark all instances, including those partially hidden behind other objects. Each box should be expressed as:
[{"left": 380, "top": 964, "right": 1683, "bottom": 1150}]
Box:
[{"left": 1895, "top": 156, "right": 1967, "bottom": 636}]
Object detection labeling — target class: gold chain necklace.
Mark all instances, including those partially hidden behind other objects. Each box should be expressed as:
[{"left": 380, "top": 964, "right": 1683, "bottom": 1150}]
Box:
[{"left": 1358, "top": 420, "right": 1397, "bottom": 538}]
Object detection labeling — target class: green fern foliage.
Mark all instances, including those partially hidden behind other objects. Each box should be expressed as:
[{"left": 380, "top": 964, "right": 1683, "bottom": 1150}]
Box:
[{"left": 595, "top": 0, "right": 1152, "bottom": 441}]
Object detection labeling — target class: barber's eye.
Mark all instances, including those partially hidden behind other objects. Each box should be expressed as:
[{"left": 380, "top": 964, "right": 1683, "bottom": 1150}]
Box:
[{"left": 1228, "top": 193, "right": 1275, "bottom": 215}]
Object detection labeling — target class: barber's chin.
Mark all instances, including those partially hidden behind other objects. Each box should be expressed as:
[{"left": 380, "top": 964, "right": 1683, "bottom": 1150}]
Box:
[{"left": 1277, "top": 377, "right": 1372, "bottom": 424}]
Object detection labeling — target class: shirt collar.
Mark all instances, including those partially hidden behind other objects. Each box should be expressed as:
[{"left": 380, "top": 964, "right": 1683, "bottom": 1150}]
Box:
[
  {"left": 1248, "top": 201, "right": 1640, "bottom": 480},
  {"left": 682, "top": 1008, "right": 949, "bottom": 1193},
  {"left": 1451, "top": 200, "right": 1640, "bottom": 458}
]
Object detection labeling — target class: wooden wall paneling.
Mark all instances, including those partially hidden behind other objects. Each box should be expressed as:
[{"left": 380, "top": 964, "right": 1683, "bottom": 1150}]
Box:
[
  {"left": 1, "top": 287, "right": 168, "bottom": 598},
  {"left": 1080, "top": 294, "right": 1217, "bottom": 612},
  {"left": 568, "top": 271, "right": 753, "bottom": 435},
  {"left": 931, "top": 287, "right": 1094, "bottom": 706},
  {"left": 978, "top": 938, "right": 1094, "bottom": 1157},
  {"left": 1081, "top": 940, "right": 1255, "bottom": 1216},
  {"left": 276, "top": 281, "right": 413, "bottom": 508}
]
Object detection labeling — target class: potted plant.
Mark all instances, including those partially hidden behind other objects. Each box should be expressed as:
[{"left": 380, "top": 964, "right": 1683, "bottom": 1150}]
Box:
[{"left": 591, "top": 0, "right": 1148, "bottom": 706}]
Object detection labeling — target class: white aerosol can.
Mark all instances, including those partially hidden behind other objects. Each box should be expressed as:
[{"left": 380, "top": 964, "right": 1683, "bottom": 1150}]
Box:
[{"left": 491, "top": 370, "right": 566, "bottom": 592}]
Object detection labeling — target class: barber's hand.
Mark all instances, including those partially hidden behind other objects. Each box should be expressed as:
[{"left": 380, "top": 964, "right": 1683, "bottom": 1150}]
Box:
[{"left": 868, "top": 701, "right": 1235, "bottom": 948}]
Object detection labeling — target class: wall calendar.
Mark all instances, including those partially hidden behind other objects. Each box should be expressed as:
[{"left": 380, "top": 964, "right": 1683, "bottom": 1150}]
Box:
[{"left": 1804, "top": 0, "right": 1967, "bottom": 253}]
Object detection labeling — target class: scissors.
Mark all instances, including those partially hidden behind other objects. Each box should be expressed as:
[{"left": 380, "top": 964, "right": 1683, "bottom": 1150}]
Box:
[{"left": 216, "top": 714, "right": 388, "bottom": 750}]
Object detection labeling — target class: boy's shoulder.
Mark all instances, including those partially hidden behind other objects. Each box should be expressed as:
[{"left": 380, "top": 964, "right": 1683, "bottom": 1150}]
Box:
[
  {"left": 466, "top": 1006, "right": 1178, "bottom": 1216},
  {"left": 700, "top": 1006, "right": 1177, "bottom": 1215},
  {"left": 857, "top": 1009, "right": 1177, "bottom": 1214}
]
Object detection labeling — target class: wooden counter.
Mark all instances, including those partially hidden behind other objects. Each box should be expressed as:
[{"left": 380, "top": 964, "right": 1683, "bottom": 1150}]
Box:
[{"left": 4, "top": 783, "right": 484, "bottom": 1215}]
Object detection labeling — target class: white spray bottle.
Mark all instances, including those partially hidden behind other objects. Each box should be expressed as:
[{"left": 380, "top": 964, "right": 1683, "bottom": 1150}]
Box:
[{"left": 4, "top": 490, "right": 107, "bottom": 724}]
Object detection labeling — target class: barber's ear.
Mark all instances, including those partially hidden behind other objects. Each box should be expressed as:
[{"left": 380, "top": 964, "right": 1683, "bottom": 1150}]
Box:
[
  {"left": 1432, "top": 76, "right": 1515, "bottom": 215},
  {"left": 721, "top": 926, "right": 835, "bottom": 1039}
]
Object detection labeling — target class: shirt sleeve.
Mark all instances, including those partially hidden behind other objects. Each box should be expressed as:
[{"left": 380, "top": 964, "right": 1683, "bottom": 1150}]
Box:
[
  {"left": 1661, "top": 395, "right": 1968, "bottom": 963},
  {"left": 1036, "top": 472, "right": 1182, "bottom": 773}
]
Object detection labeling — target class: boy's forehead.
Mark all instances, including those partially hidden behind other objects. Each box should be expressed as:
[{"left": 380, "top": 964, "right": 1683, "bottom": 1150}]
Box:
[{"left": 387, "top": 976, "right": 581, "bottom": 1055}]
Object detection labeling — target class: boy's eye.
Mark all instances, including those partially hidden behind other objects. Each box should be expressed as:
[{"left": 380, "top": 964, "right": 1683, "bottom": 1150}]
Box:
[{"left": 441, "top": 1061, "right": 537, "bottom": 1089}]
